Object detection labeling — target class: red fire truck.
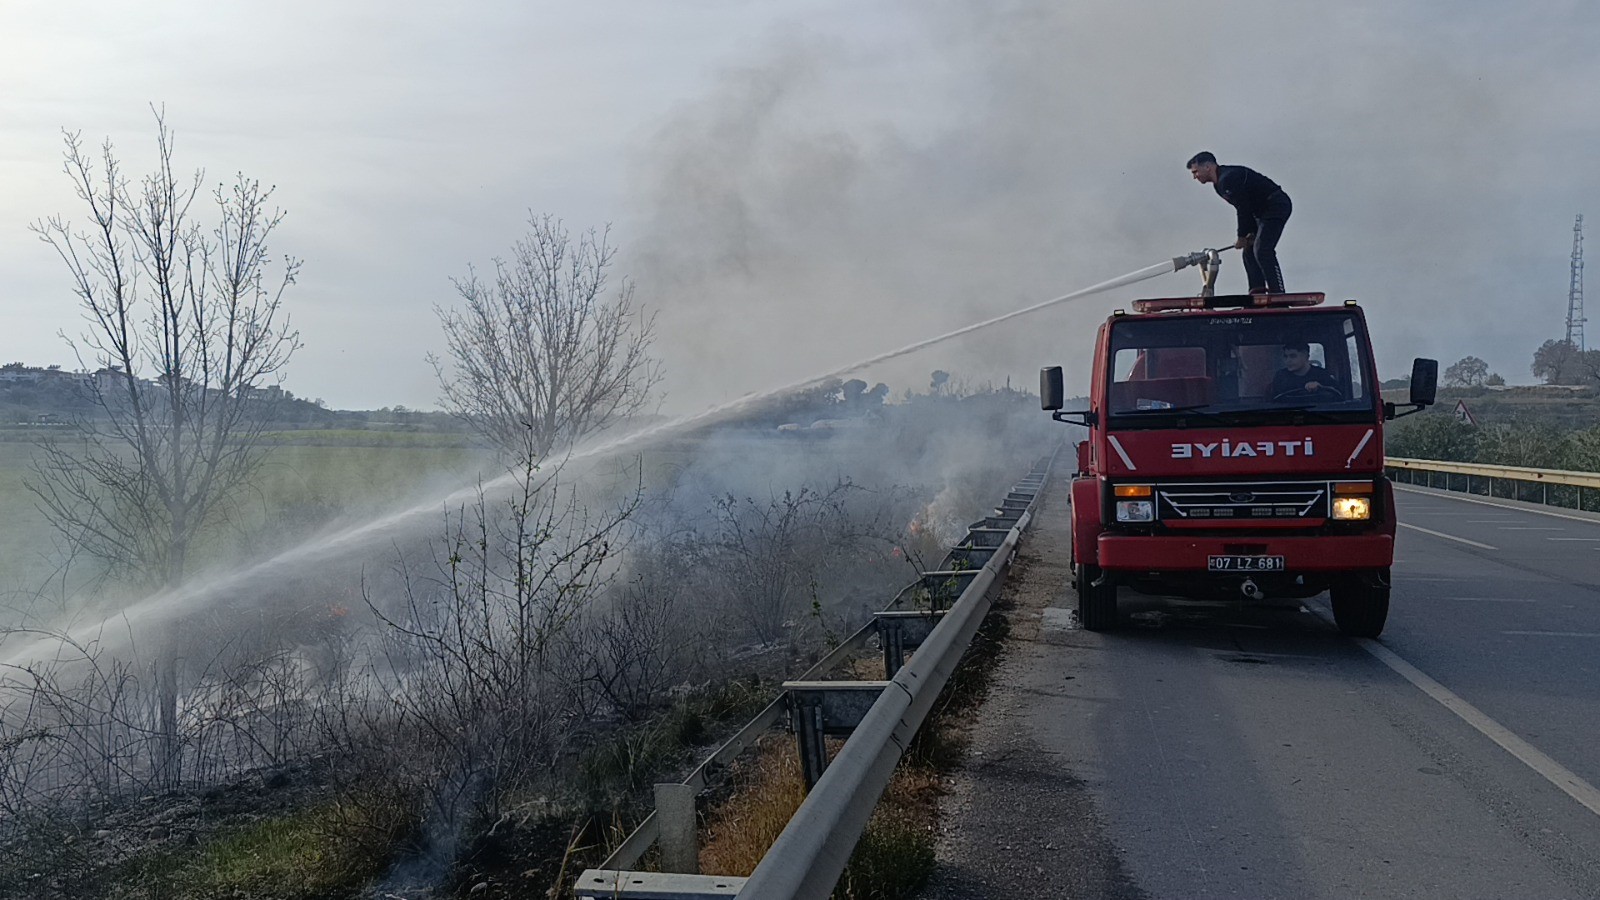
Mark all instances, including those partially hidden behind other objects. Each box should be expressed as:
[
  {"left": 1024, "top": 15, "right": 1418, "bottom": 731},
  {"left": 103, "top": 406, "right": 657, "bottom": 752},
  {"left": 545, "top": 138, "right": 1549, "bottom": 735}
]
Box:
[{"left": 1041, "top": 291, "right": 1437, "bottom": 637}]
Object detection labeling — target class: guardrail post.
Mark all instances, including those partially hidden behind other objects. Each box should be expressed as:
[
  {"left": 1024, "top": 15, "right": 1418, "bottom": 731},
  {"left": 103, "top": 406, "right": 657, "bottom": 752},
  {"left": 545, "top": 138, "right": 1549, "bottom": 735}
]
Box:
[
  {"left": 655, "top": 783, "right": 699, "bottom": 874},
  {"left": 945, "top": 546, "right": 997, "bottom": 569},
  {"left": 921, "top": 570, "right": 980, "bottom": 612},
  {"left": 785, "top": 682, "right": 892, "bottom": 788},
  {"left": 794, "top": 698, "right": 827, "bottom": 789},
  {"left": 964, "top": 527, "right": 1010, "bottom": 550},
  {"left": 880, "top": 618, "right": 905, "bottom": 679},
  {"left": 875, "top": 610, "right": 945, "bottom": 678},
  {"left": 983, "top": 512, "right": 1022, "bottom": 530}
]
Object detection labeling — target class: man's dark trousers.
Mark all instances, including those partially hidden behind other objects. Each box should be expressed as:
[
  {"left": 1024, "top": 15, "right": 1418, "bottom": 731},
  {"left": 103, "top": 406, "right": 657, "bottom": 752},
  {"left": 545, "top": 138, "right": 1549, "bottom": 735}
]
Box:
[{"left": 1243, "top": 191, "right": 1292, "bottom": 293}]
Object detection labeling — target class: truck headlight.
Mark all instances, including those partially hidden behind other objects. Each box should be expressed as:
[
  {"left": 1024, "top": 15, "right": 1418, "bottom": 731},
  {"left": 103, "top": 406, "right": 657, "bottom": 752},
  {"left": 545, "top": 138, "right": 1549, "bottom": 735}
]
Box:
[
  {"left": 1331, "top": 497, "right": 1371, "bottom": 520},
  {"left": 1116, "top": 500, "right": 1155, "bottom": 522}
]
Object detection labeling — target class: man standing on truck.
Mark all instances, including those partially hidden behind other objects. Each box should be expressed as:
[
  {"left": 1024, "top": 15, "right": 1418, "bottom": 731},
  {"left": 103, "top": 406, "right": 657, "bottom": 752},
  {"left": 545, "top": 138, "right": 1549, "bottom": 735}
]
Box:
[
  {"left": 1269, "top": 341, "right": 1328, "bottom": 398},
  {"left": 1186, "top": 151, "right": 1292, "bottom": 295}
]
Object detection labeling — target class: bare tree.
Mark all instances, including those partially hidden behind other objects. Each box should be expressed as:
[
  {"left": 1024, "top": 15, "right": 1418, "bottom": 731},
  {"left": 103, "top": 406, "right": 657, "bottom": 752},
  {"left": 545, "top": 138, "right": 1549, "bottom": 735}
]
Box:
[
  {"left": 579, "top": 568, "right": 694, "bottom": 722},
  {"left": 29, "top": 113, "right": 301, "bottom": 588},
  {"left": 697, "top": 482, "right": 882, "bottom": 646},
  {"left": 361, "top": 461, "right": 639, "bottom": 880},
  {"left": 433, "top": 215, "right": 661, "bottom": 463},
  {"left": 27, "top": 111, "right": 301, "bottom": 784}
]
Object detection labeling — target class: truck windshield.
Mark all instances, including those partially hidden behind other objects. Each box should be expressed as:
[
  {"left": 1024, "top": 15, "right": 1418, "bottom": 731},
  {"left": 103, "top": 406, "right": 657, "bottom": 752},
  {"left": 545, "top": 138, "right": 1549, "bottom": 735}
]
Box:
[{"left": 1106, "top": 311, "right": 1374, "bottom": 424}]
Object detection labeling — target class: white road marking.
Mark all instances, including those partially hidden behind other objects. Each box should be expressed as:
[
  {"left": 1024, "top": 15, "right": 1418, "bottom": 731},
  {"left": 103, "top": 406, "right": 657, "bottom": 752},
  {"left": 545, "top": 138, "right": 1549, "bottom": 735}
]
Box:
[
  {"left": 1354, "top": 637, "right": 1600, "bottom": 819},
  {"left": 1504, "top": 631, "right": 1600, "bottom": 638},
  {"left": 1399, "top": 522, "right": 1498, "bottom": 550},
  {"left": 1549, "top": 537, "right": 1600, "bottom": 542},
  {"left": 1500, "top": 526, "right": 1563, "bottom": 531},
  {"left": 1466, "top": 518, "right": 1520, "bottom": 523},
  {"left": 1396, "top": 484, "right": 1600, "bottom": 526},
  {"left": 1448, "top": 597, "right": 1536, "bottom": 603}
]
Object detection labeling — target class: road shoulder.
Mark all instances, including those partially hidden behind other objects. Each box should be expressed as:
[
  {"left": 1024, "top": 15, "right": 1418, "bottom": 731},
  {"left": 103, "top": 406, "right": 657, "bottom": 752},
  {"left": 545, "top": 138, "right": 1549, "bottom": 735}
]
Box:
[{"left": 919, "top": 479, "right": 1148, "bottom": 900}]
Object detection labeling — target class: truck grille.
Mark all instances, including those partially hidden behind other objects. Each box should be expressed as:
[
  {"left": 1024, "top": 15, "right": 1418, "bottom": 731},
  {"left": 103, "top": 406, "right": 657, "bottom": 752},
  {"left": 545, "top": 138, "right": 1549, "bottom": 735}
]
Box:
[{"left": 1156, "top": 481, "right": 1328, "bottom": 520}]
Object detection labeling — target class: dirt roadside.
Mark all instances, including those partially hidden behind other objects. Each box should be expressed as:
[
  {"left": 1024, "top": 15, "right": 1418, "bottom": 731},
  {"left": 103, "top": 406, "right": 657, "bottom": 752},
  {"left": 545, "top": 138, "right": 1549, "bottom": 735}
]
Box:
[{"left": 918, "top": 474, "right": 1148, "bottom": 899}]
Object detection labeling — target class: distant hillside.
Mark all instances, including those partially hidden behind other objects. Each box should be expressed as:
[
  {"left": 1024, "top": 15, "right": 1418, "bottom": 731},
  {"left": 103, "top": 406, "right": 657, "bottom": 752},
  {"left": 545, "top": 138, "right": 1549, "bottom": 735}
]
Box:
[
  {"left": 0, "top": 377, "right": 469, "bottom": 438},
  {"left": 1385, "top": 384, "right": 1600, "bottom": 473},
  {"left": 1385, "top": 384, "right": 1600, "bottom": 429}
]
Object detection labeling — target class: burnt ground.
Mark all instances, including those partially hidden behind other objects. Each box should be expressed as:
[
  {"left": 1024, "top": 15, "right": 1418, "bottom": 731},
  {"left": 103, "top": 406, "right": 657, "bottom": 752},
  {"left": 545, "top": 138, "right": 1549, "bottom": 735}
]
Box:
[{"left": 0, "top": 763, "right": 331, "bottom": 899}]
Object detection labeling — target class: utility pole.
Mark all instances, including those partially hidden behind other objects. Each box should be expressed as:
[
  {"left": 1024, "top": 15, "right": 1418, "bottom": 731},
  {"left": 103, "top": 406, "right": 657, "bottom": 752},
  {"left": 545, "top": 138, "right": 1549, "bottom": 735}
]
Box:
[{"left": 1568, "top": 214, "right": 1585, "bottom": 351}]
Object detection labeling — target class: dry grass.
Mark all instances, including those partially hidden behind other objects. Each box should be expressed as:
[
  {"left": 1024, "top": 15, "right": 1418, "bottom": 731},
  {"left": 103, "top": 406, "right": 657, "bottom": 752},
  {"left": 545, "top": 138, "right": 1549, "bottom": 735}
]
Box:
[
  {"left": 693, "top": 584, "right": 1019, "bottom": 897},
  {"left": 832, "top": 767, "right": 941, "bottom": 900},
  {"left": 697, "top": 735, "right": 809, "bottom": 876},
  {"left": 695, "top": 732, "right": 945, "bottom": 898}
]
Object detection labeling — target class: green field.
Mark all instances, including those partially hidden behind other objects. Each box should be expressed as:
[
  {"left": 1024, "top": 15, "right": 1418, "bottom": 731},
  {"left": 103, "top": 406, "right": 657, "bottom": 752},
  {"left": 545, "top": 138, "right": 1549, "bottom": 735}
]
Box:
[{"left": 0, "top": 433, "right": 489, "bottom": 619}]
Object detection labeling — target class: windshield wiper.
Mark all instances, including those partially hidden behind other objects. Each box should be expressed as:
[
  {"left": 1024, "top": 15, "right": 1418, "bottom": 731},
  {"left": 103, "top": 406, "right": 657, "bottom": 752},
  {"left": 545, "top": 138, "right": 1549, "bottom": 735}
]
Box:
[
  {"left": 1113, "top": 404, "right": 1235, "bottom": 427},
  {"left": 1261, "top": 403, "right": 1354, "bottom": 423}
]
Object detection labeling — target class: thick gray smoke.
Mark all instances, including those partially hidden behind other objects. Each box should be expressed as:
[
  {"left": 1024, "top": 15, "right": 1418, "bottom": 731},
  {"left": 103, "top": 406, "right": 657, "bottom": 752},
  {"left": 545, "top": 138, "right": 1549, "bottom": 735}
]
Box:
[{"left": 623, "top": 0, "right": 1600, "bottom": 406}]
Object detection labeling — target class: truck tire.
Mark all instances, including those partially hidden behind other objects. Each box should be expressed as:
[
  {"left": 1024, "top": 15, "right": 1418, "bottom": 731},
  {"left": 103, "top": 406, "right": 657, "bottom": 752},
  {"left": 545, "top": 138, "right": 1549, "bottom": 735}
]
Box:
[
  {"left": 1330, "top": 571, "right": 1390, "bottom": 638},
  {"left": 1077, "top": 564, "right": 1118, "bottom": 631}
]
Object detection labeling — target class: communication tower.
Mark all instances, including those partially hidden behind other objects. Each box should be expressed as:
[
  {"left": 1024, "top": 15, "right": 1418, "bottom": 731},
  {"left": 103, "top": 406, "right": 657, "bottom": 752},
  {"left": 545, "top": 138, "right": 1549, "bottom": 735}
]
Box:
[{"left": 1568, "top": 214, "right": 1586, "bottom": 351}]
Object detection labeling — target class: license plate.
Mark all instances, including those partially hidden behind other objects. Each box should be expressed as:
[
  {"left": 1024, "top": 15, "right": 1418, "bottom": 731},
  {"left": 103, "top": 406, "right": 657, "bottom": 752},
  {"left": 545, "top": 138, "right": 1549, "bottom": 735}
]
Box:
[{"left": 1208, "top": 555, "right": 1285, "bottom": 572}]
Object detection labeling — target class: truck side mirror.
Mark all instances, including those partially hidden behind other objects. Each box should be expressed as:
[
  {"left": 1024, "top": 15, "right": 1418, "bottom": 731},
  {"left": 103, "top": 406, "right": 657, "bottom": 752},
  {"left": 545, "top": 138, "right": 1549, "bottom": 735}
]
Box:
[
  {"left": 1409, "top": 358, "right": 1438, "bottom": 407},
  {"left": 1041, "top": 365, "right": 1096, "bottom": 426},
  {"left": 1040, "top": 366, "right": 1064, "bottom": 411},
  {"left": 1386, "top": 357, "right": 1439, "bottom": 420}
]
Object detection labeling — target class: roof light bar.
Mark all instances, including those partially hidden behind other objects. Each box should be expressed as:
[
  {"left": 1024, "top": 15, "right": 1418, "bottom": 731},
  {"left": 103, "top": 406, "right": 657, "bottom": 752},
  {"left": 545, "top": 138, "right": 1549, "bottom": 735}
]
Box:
[{"left": 1130, "top": 292, "right": 1328, "bottom": 313}]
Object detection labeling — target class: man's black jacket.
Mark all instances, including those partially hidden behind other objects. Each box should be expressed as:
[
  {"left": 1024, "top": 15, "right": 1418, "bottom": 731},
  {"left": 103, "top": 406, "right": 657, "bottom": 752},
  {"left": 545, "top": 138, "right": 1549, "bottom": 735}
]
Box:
[
  {"left": 1269, "top": 364, "right": 1329, "bottom": 398},
  {"left": 1214, "top": 165, "right": 1286, "bottom": 238}
]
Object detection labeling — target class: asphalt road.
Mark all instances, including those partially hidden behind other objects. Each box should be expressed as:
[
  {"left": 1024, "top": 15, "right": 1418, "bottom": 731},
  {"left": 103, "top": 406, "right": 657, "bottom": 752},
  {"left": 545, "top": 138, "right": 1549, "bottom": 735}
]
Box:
[{"left": 922, "top": 480, "right": 1600, "bottom": 899}]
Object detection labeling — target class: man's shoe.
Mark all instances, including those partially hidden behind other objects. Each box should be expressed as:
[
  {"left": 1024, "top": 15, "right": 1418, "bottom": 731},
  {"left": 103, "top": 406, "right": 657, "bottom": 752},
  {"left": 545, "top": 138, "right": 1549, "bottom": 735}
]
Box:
[{"left": 1249, "top": 287, "right": 1270, "bottom": 295}]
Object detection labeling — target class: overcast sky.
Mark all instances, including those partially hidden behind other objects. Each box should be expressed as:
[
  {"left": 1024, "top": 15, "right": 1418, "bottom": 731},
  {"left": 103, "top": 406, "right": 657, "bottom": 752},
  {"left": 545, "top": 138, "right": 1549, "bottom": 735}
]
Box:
[{"left": 4, "top": 0, "right": 1599, "bottom": 411}]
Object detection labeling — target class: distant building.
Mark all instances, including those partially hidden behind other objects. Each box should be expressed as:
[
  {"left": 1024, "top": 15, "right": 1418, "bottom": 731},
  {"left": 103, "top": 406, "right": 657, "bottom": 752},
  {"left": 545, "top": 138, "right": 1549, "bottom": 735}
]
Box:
[
  {"left": 238, "top": 383, "right": 285, "bottom": 400},
  {"left": 91, "top": 367, "right": 131, "bottom": 393}
]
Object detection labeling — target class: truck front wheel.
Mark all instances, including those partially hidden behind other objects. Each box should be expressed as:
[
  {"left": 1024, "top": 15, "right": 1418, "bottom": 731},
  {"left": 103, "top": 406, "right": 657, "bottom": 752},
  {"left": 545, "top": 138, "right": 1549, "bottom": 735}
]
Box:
[
  {"left": 1077, "top": 564, "right": 1119, "bottom": 631},
  {"left": 1330, "top": 570, "right": 1390, "bottom": 638}
]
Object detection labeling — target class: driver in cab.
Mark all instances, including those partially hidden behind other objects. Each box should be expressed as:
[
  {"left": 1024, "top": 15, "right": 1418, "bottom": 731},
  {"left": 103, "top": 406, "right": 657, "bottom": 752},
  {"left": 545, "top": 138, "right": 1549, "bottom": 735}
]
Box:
[{"left": 1269, "top": 341, "right": 1328, "bottom": 397}]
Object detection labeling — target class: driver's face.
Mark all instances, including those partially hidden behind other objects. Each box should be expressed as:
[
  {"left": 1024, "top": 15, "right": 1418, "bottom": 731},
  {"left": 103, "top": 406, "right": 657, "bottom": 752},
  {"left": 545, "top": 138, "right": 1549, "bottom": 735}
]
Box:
[{"left": 1282, "top": 349, "right": 1309, "bottom": 374}]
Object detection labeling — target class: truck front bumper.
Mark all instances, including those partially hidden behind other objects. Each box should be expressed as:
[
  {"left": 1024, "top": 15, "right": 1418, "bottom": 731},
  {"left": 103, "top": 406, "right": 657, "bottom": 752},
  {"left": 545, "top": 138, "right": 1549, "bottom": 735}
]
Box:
[{"left": 1097, "top": 533, "right": 1393, "bottom": 572}]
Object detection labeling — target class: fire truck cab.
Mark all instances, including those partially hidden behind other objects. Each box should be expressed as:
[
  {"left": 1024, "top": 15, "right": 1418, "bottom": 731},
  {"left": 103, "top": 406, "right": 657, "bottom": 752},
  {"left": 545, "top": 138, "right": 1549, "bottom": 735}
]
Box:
[{"left": 1041, "top": 292, "right": 1438, "bottom": 637}]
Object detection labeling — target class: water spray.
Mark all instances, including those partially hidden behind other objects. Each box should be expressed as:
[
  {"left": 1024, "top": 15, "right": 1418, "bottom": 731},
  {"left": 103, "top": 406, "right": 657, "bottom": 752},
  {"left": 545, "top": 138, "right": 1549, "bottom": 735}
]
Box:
[{"left": 2, "top": 245, "right": 1235, "bottom": 669}]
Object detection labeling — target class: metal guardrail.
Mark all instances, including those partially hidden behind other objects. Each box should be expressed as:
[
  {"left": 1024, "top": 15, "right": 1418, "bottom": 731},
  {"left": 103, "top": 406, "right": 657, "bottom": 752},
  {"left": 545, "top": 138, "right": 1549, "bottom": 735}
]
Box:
[
  {"left": 575, "top": 452, "right": 1056, "bottom": 899},
  {"left": 1386, "top": 456, "right": 1600, "bottom": 509}
]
